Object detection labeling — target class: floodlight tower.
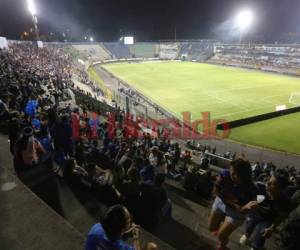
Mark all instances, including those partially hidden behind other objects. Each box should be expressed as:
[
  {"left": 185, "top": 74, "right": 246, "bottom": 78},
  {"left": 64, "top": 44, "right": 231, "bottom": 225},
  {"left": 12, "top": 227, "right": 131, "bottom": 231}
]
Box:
[
  {"left": 235, "top": 9, "right": 253, "bottom": 43},
  {"left": 26, "top": 0, "right": 40, "bottom": 41}
]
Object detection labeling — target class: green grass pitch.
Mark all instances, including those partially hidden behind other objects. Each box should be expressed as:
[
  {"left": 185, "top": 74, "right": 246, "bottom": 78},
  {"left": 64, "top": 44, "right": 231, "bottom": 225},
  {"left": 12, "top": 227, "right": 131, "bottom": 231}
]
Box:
[{"left": 101, "top": 61, "right": 300, "bottom": 154}]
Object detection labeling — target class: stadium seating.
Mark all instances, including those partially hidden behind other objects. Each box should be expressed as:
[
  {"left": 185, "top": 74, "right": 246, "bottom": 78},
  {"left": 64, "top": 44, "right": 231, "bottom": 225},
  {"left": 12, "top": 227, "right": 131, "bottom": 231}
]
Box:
[
  {"left": 177, "top": 42, "right": 215, "bottom": 61},
  {"left": 103, "top": 42, "right": 131, "bottom": 59},
  {"left": 61, "top": 45, "right": 90, "bottom": 61},
  {"left": 68, "top": 41, "right": 216, "bottom": 61},
  {"left": 179, "top": 42, "right": 191, "bottom": 57},
  {"left": 189, "top": 42, "right": 214, "bottom": 61},
  {"left": 72, "top": 44, "right": 112, "bottom": 62},
  {"left": 159, "top": 43, "right": 180, "bottom": 59},
  {"left": 133, "top": 43, "right": 157, "bottom": 58},
  {"left": 209, "top": 44, "right": 300, "bottom": 75}
]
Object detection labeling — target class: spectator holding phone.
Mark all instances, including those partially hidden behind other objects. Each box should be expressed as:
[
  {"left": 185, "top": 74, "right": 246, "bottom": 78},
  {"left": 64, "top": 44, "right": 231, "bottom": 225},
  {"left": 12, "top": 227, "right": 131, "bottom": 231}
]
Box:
[
  {"left": 240, "top": 170, "right": 291, "bottom": 250},
  {"left": 85, "top": 205, "right": 158, "bottom": 250}
]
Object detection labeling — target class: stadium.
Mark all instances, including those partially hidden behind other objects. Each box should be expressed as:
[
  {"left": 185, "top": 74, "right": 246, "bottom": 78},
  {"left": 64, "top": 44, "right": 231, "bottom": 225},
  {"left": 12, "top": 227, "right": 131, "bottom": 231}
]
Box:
[{"left": 1, "top": 1, "right": 300, "bottom": 250}]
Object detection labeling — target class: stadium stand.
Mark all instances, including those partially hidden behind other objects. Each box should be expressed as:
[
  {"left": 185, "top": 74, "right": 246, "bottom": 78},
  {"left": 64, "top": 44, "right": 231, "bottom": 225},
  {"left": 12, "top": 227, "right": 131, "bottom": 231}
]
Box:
[
  {"left": 0, "top": 42, "right": 175, "bottom": 250},
  {"left": 1, "top": 40, "right": 300, "bottom": 250},
  {"left": 72, "top": 44, "right": 112, "bottom": 62},
  {"left": 103, "top": 42, "right": 132, "bottom": 59},
  {"left": 209, "top": 44, "right": 300, "bottom": 76},
  {"left": 189, "top": 42, "right": 215, "bottom": 61},
  {"left": 61, "top": 45, "right": 90, "bottom": 61},
  {"left": 178, "top": 41, "right": 215, "bottom": 61},
  {"left": 159, "top": 43, "right": 180, "bottom": 59},
  {"left": 179, "top": 42, "right": 191, "bottom": 57},
  {"left": 133, "top": 42, "right": 157, "bottom": 58}
]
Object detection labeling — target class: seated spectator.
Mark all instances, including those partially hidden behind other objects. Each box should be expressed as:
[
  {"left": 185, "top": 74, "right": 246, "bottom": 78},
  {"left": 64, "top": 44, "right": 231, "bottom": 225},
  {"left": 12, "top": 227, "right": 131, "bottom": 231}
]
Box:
[
  {"left": 138, "top": 174, "right": 170, "bottom": 231},
  {"left": 63, "top": 158, "right": 87, "bottom": 183},
  {"left": 240, "top": 171, "right": 291, "bottom": 250},
  {"left": 85, "top": 205, "right": 158, "bottom": 250},
  {"left": 74, "top": 139, "right": 85, "bottom": 166},
  {"left": 280, "top": 200, "right": 300, "bottom": 250},
  {"left": 148, "top": 146, "right": 160, "bottom": 167},
  {"left": 140, "top": 159, "right": 156, "bottom": 184},
  {"left": 0, "top": 97, "right": 9, "bottom": 121},
  {"left": 7, "top": 111, "right": 21, "bottom": 154},
  {"left": 181, "top": 150, "right": 192, "bottom": 170},
  {"left": 118, "top": 168, "right": 141, "bottom": 219},
  {"left": 153, "top": 174, "right": 172, "bottom": 218},
  {"left": 14, "top": 127, "right": 47, "bottom": 173}
]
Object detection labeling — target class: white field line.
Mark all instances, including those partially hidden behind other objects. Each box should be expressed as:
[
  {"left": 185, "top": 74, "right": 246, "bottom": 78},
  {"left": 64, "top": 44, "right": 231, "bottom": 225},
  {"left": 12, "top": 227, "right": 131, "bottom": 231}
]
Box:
[
  {"left": 203, "top": 92, "right": 250, "bottom": 111},
  {"left": 227, "top": 82, "right": 287, "bottom": 91},
  {"left": 213, "top": 93, "right": 294, "bottom": 119},
  {"left": 213, "top": 102, "right": 279, "bottom": 119},
  {"left": 208, "top": 82, "right": 287, "bottom": 94}
]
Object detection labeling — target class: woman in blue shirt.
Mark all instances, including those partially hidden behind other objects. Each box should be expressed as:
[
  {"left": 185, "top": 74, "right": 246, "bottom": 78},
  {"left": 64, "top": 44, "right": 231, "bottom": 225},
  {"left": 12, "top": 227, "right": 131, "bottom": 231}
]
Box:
[{"left": 208, "top": 159, "right": 258, "bottom": 250}]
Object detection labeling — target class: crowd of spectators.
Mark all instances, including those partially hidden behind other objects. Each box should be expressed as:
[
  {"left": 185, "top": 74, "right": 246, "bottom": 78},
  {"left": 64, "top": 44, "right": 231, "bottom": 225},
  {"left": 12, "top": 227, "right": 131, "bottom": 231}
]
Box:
[
  {"left": 1, "top": 42, "right": 300, "bottom": 250},
  {"left": 77, "top": 69, "right": 105, "bottom": 98},
  {"left": 211, "top": 44, "right": 300, "bottom": 75},
  {"left": 117, "top": 83, "right": 165, "bottom": 116},
  {"left": 0, "top": 42, "right": 183, "bottom": 250},
  {"left": 207, "top": 157, "right": 300, "bottom": 250}
]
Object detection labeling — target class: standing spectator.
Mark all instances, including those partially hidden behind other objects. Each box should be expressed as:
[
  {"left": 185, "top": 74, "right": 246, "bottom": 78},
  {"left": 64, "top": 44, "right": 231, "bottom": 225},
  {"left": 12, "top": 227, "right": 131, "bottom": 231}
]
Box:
[
  {"left": 208, "top": 159, "right": 258, "bottom": 250},
  {"left": 52, "top": 115, "right": 73, "bottom": 162},
  {"left": 71, "top": 108, "right": 80, "bottom": 140}
]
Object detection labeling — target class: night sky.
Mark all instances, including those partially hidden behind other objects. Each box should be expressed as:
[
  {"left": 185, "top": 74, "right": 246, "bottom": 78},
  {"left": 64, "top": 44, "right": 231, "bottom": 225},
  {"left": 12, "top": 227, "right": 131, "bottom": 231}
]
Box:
[{"left": 0, "top": 0, "right": 299, "bottom": 42}]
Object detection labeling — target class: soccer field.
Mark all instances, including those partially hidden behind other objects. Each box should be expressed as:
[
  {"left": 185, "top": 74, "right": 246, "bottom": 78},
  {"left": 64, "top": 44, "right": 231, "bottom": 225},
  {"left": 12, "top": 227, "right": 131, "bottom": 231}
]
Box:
[{"left": 101, "top": 61, "right": 300, "bottom": 154}]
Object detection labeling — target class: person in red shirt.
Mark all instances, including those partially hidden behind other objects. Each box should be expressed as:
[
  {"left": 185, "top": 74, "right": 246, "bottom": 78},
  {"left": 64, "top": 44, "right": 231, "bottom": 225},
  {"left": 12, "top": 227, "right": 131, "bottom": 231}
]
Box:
[{"left": 71, "top": 108, "right": 80, "bottom": 140}]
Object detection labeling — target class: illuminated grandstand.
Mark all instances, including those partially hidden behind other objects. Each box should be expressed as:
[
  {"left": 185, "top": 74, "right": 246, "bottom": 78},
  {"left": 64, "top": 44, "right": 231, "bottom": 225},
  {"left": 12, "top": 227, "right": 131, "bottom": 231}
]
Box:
[{"left": 1, "top": 1, "right": 300, "bottom": 250}]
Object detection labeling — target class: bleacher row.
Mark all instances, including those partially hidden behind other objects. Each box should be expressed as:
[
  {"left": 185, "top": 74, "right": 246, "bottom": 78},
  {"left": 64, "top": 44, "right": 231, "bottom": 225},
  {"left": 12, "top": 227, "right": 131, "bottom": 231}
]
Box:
[
  {"left": 69, "top": 41, "right": 215, "bottom": 62},
  {"left": 209, "top": 44, "right": 300, "bottom": 75},
  {"left": 2, "top": 41, "right": 300, "bottom": 250},
  {"left": 67, "top": 42, "right": 300, "bottom": 76}
]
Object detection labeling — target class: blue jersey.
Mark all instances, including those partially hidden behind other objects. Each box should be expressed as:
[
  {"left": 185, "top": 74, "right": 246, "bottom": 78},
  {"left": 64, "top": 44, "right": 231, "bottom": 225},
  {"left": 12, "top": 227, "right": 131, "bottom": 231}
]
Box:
[
  {"left": 85, "top": 223, "right": 134, "bottom": 250},
  {"left": 216, "top": 170, "right": 257, "bottom": 206}
]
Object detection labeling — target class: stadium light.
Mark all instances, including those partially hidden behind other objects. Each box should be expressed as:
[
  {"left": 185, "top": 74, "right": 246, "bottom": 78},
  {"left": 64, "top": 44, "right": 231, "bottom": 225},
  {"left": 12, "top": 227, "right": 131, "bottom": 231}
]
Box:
[
  {"left": 26, "top": 0, "right": 40, "bottom": 42},
  {"left": 26, "top": 0, "right": 37, "bottom": 16},
  {"left": 235, "top": 9, "right": 253, "bottom": 31},
  {"left": 235, "top": 9, "right": 253, "bottom": 43},
  {"left": 89, "top": 37, "right": 94, "bottom": 42}
]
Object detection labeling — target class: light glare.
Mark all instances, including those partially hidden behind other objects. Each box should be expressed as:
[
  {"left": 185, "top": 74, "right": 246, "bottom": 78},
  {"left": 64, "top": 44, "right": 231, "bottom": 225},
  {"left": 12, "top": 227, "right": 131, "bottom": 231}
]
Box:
[
  {"left": 27, "top": 0, "right": 37, "bottom": 15},
  {"left": 89, "top": 37, "right": 94, "bottom": 42},
  {"left": 235, "top": 9, "right": 253, "bottom": 30}
]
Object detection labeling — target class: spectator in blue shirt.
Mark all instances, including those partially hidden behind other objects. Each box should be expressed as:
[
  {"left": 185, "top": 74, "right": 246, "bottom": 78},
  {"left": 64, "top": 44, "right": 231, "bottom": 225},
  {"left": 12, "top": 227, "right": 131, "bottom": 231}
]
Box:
[
  {"left": 208, "top": 159, "right": 258, "bottom": 250},
  {"left": 86, "top": 205, "right": 158, "bottom": 250}
]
